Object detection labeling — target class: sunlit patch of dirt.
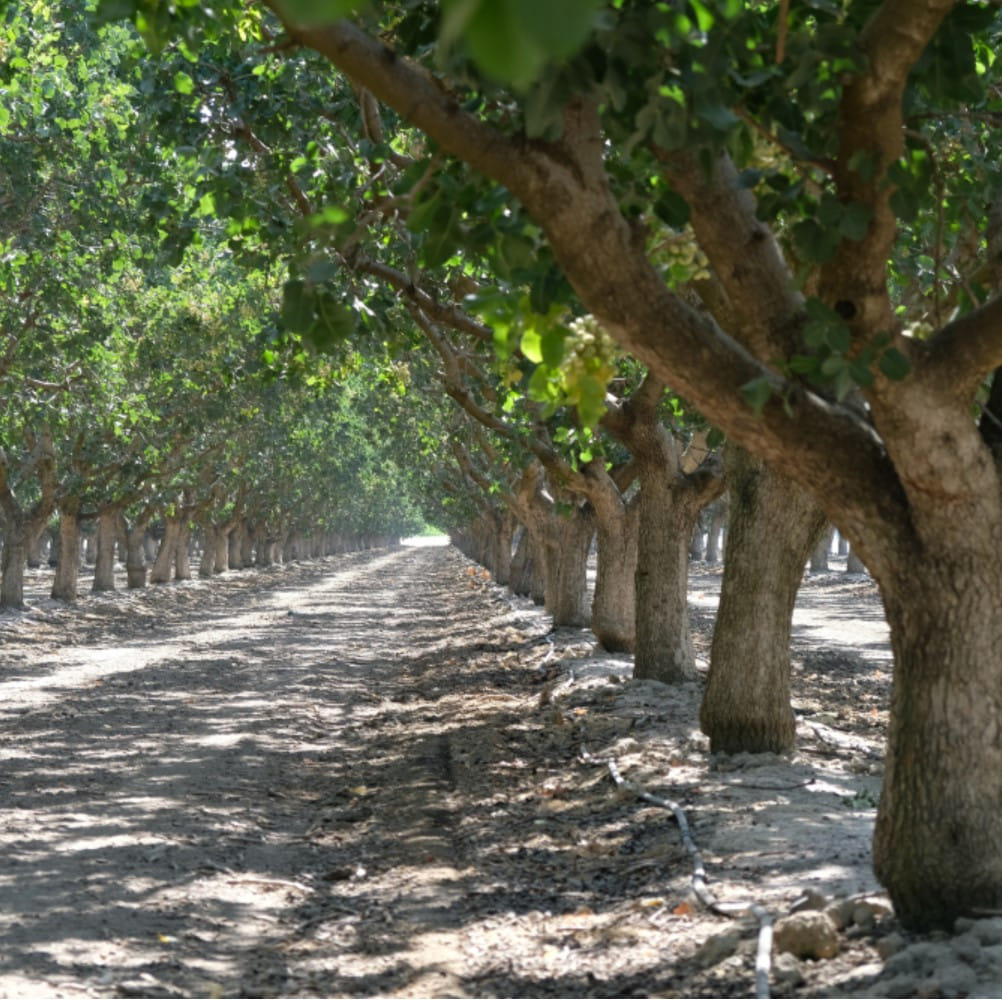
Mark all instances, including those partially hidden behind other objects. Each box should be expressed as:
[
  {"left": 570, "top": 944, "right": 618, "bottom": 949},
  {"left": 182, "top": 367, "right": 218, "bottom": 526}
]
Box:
[{"left": 0, "top": 548, "right": 991, "bottom": 998}]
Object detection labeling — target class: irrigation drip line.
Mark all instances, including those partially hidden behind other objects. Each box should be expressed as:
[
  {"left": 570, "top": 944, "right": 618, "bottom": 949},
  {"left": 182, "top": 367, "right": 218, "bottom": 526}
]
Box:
[{"left": 580, "top": 745, "right": 774, "bottom": 1000}]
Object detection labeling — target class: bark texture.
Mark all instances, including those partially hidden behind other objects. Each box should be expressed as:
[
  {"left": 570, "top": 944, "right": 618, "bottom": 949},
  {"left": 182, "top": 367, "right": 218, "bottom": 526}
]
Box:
[
  {"left": 50, "top": 501, "right": 82, "bottom": 602},
  {"left": 875, "top": 558, "right": 1002, "bottom": 930},
  {"left": 92, "top": 508, "right": 119, "bottom": 592},
  {"left": 700, "top": 448, "right": 826, "bottom": 754}
]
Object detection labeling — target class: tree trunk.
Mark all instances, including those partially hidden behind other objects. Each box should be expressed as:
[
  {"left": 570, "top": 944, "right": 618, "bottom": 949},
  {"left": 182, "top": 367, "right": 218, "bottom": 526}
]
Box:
[
  {"left": 50, "top": 501, "right": 82, "bottom": 602},
  {"left": 585, "top": 462, "right": 638, "bottom": 653},
  {"left": 26, "top": 523, "right": 47, "bottom": 568},
  {"left": 0, "top": 521, "right": 28, "bottom": 609},
  {"left": 174, "top": 519, "right": 192, "bottom": 580},
  {"left": 214, "top": 526, "right": 231, "bottom": 573},
  {"left": 634, "top": 477, "right": 701, "bottom": 682},
  {"left": 123, "top": 513, "right": 151, "bottom": 589},
  {"left": 810, "top": 525, "right": 835, "bottom": 572},
  {"left": 240, "top": 522, "right": 256, "bottom": 567},
  {"left": 700, "top": 448, "right": 827, "bottom": 754},
  {"left": 874, "top": 559, "right": 1002, "bottom": 930},
  {"left": 589, "top": 502, "right": 637, "bottom": 652},
  {"left": 689, "top": 524, "right": 705, "bottom": 561},
  {"left": 493, "top": 510, "right": 515, "bottom": 587},
  {"left": 704, "top": 500, "right": 726, "bottom": 564},
  {"left": 150, "top": 519, "right": 181, "bottom": 584},
  {"left": 509, "top": 526, "right": 544, "bottom": 604},
  {"left": 93, "top": 507, "right": 119, "bottom": 592},
  {"left": 199, "top": 523, "right": 218, "bottom": 577},
  {"left": 542, "top": 505, "right": 593, "bottom": 628}
]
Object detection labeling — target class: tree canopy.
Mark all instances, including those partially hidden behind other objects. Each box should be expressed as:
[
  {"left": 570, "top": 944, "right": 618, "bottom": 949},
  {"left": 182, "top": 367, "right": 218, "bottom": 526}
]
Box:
[{"left": 6, "top": 0, "right": 1002, "bottom": 931}]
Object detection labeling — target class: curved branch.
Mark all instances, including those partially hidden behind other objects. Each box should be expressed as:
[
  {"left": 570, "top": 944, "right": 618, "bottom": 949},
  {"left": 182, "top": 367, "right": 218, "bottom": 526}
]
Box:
[
  {"left": 658, "top": 150, "right": 804, "bottom": 359},
  {"left": 261, "top": 8, "right": 520, "bottom": 187},
  {"left": 921, "top": 294, "right": 1002, "bottom": 399},
  {"left": 819, "top": 0, "right": 957, "bottom": 335}
]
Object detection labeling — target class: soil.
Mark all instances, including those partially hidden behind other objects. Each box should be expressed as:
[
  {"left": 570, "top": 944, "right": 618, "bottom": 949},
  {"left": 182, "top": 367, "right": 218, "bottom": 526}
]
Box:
[{"left": 1, "top": 544, "right": 1000, "bottom": 999}]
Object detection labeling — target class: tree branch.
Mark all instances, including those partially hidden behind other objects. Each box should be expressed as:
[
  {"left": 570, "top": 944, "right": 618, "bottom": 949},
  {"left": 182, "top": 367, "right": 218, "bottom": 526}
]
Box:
[
  {"left": 922, "top": 294, "right": 1002, "bottom": 400},
  {"left": 261, "top": 8, "right": 520, "bottom": 187},
  {"left": 818, "top": 0, "right": 958, "bottom": 338}
]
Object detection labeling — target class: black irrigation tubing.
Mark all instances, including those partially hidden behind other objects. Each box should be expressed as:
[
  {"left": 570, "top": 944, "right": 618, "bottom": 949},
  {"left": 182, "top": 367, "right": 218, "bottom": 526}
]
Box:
[{"left": 580, "top": 745, "right": 774, "bottom": 1000}]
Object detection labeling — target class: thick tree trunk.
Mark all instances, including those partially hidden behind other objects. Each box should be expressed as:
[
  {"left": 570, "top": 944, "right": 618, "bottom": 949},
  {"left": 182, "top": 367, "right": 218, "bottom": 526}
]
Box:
[
  {"left": 810, "top": 525, "right": 835, "bottom": 572},
  {"left": 590, "top": 500, "right": 637, "bottom": 652},
  {"left": 214, "top": 526, "right": 231, "bottom": 573},
  {"left": 26, "top": 523, "right": 47, "bottom": 568},
  {"left": 240, "top": 522, "right": 256, "bottom": 567},
  {"left": 125, "top": 522, "right": 149, "bottom": 589},
  {"left": 704, "top": 501, "right": 726, "bottom": 564},
  {"left": 700, "top": 448, "right": 826, "bottom": 754},
  {"left": 634, "top": 478, "right": 702, "bottom": 682},
  {"left": 542, "top": 505, "right": 593, "bottom": 628},
  {"left": 199, "top": 523, "right": 218, "bottom": 577},
  {"left": 689, "top": 524, "right": 705, "bottom": 561},
  {"left": 493, "top": 510, "right": 515, "bottom": 587},
  {"left": 50, "top": 501, "right": 82, "bottom": 602},
  {"left": 509, "top": 527, "right": 545, "bottom": 604},
  {"left": 92, "top": 508, "right": 119, "bottom": 592},
  {"left": 874, "top": 559, "right": 1002, "bottom": 930},
  {"left": 174, "top": 519, "right": 192, "bottom": 580},
  {"left": 150, "top": 519, "right": 181, "bottom": 584},
  {"left": 0, "top": 523, "right": 28, "bottom": 609}
]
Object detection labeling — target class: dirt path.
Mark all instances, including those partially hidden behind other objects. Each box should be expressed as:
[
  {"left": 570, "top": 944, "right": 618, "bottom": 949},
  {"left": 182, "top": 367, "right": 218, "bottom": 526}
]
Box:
[{"left": 1, "top": 547, "right": 1000, "bottom": 998}]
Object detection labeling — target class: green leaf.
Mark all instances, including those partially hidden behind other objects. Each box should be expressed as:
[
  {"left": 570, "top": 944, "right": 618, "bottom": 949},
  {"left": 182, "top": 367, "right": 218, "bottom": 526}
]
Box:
[
  {"left": 741, "top": 376, "right": 773, "bottom": 416},
  {"left": 653, "top": 188, "right": 691, "bottom": 228},
  {"left": 280, "top": 279, "right": 313, "bottom": 333},
  {"left": 173, "top": 70, "right": 194, "bottom": 94},
  {"left": 879, "top": 347, "right": 911, "bottom": 381},
  {"left": 520, "top": 327, "right": 543, "bottom": 364},
  {"left": 839, "top": 202, "right": 872, "bottom": 241},
  {"left": 791, "top": 218, "right": 839, "bottom": 264},
  {"left": 540, "top": 328, "right": 565, "bottom": 367}
]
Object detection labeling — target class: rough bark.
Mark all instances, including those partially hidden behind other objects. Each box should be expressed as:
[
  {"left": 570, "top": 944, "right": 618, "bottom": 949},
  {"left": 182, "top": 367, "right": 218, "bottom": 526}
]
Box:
[
  {"left": 874, "top": 556, "right": 1002, "bottom": 930},
  {"left": 50, "top": 500, "right": 82, "bottom": 602},
  {"left": 542, "top": 503, "right": 593, "bottom": 629},
  {"left": 124, "top": 513, "right": 151, "bottom": 589},
  {"left": 174, "top": 518, "right": 192, "bottom": 580},
  {"left": 582, "top": 460, "right": 638, "bottom": 653},
  {"left": 704, "top": 500, "right": 727, "bottom": 564},
  {"left": 150, "top": 518, "right": 182, "bottom": 584},
  {"left": 199, "top": 523, "right": 219, "bottom": 578},
  {"left": 700, "top": 448, "right": 827, "bottom": 754},
  {"left": 0, "top": 528, "right": 28, "bottom": 609},
  {"left": 601, "top": 376, "right": 724, "bottom": 681},
  {"left": 26, "top": 524, "right": 46, "bottom": 568},
  {"left": 810, "top": 525, "right": 836, "bottom": 572},
  {"left": 633, "top": 471, "right": 698, "bottom": 682},
  {"left": 509, "top": 526, "right": 545, "bottom": 604},
  {"left": 269, "top": 2, "right": 1002, "bottom": 929},
  {"left": 92, "top": 507, "right": 120, "bottom": 592}
]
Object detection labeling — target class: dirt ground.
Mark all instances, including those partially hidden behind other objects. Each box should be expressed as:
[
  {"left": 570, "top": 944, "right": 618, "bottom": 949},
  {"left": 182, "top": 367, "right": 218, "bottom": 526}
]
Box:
[{"left": 1, "top": 544, "right": 1001, "bottom": 999}]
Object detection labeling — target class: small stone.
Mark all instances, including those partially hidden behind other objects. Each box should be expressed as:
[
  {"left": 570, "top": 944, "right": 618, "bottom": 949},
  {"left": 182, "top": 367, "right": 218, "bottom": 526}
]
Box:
[
  {"left": 773, "top": 910, "right": 841, "bottom": 960},
  {"left": 825, "top": 897, "right": 857, "bottom": 931},
  {"left": 772, "top": 951, "right": 805, "bottom": 988},
  {"left": 791, "top": 888, "right": 828, "bottom": 913},
  {"left": 695, "top": 928, "right": 742, "bottom": 968}
]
